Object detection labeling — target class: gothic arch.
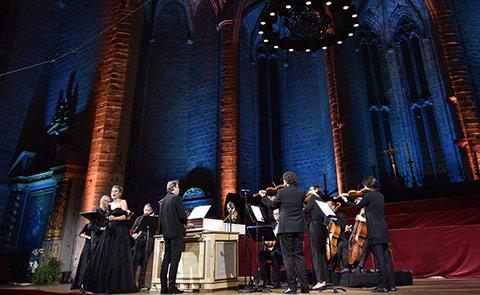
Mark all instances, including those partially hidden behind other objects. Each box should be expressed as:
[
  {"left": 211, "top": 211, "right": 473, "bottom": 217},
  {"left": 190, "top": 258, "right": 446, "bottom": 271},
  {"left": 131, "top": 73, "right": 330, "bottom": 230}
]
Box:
[
  {"left": 151, "top": 0, "right": 192, "bottom": 42},
  {"left": 387, "top": 5, "right": 427, "bottom": 43}
]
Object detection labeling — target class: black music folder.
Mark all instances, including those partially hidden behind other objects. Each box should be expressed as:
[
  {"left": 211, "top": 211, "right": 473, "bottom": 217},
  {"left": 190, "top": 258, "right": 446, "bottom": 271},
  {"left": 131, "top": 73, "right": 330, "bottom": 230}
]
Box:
[
  {"left": 246, "top": 225, "right": 276, "bottom": 242},
  {"left": 135, "top": 215, "right": 159, "bottom": 234},
  {"left": 80, "top": 211, "right": 106, "bottom": 225}
]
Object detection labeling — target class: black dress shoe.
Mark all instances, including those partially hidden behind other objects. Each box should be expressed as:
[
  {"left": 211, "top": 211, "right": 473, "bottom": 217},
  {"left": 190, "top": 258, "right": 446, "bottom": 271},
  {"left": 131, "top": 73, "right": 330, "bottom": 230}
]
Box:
[
  {"left": 283, "top": 288, "right": 296, "bottom": 294},
  {"left": 311, "top": 285, "right": 327, "bottom": 291},
  {"left": 168, "top": 288, "right": 184, "bottom": 294},
  {"left": 300, "top": 288, "right": 310, "bottom": 293},
  {"left": 265, "top": 284, "right": 275, "bottom": 289},
  {"left": 160, "top": 289, "right": 169, "bottom": 294},
  {"left": 371, "top": 287, "right": 389, "bottom": 293}
]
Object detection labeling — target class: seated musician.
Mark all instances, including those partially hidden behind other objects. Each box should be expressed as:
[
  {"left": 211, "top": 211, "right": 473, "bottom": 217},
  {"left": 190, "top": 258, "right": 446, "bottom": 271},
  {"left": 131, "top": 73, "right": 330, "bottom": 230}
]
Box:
[
  {"left": 327, "top": 201, "right": 352, "bottom": 273},
  {"left": 259, "top": 208, "right": 282, "bottom": 289}
]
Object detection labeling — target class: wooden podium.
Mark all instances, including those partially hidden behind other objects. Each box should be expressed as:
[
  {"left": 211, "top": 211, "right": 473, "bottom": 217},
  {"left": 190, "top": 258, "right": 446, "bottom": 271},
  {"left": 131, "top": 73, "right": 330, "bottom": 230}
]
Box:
[{"left": 151, "top": 229, "right": 241, "bottom": 291}]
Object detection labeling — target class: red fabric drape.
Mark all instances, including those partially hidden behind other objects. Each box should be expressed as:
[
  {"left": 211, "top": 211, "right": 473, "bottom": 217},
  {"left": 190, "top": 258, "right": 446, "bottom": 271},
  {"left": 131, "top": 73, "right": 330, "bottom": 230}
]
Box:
[{"left": 389, "top": 224, "right": 480, "bottom": 278}]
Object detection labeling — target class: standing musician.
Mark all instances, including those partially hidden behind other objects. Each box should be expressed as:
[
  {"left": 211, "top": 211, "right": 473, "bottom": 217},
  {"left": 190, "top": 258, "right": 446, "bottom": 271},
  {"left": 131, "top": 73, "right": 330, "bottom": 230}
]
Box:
[
  {"left": 303, "top": 185, "right": 328, "bottom": 291},
  {"left": 258, "top": 208, "right": 282, "bottom": 289},
  {"left": 159, "top": 180, "right": 187, "bottom": 294},
  {"left": 338, "top": 176, "right": 396, "bottom": 293},
  {"left": 131, "top": 203, "right": 156, "bottom": 290},
  {"left": 259, "top": 171, "right": 310, "bottom": 294}
]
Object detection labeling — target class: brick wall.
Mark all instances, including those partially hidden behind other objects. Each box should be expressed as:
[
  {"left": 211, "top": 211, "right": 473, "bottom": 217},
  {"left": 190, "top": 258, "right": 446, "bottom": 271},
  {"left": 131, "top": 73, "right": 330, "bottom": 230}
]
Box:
[{"left": 452, "top": 0, "right": 480, "bottom": 112}]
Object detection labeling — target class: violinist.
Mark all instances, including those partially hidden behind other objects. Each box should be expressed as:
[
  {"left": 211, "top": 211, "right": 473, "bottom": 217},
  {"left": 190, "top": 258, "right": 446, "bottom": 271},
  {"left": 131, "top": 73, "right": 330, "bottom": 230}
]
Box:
[
  {"left": 303, "top": 185, "right": 328, "bottom": 291},
  {"left": 338, "top": 176, "right": 396, "bottom": 293},
  {"left": 259, "top": 209, "right": 282, "bottom": 289},
  {"left": 259, "top": 171, "right": 310, "bottom": 294}
]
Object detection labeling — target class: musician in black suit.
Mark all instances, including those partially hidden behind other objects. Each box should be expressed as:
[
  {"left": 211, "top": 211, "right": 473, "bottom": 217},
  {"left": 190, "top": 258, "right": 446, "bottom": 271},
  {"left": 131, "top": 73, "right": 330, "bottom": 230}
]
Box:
[
  {"left": 131, "top": 203, "right": 155, "bottom": 289},
  {"left": 159, "top": 180, "right": 187, "bottom": 294},
  {"left": 259, "top": 208, "right": 283, "bottom": 289},
  {"left": 260, "top": 171, "right": 309, "bottom": 294},
  {"left": 303, "top": 185, "right": 328, "bottom": 291},
  {"left": 339, "top": 176, "right": 396, "bottom": 293}
]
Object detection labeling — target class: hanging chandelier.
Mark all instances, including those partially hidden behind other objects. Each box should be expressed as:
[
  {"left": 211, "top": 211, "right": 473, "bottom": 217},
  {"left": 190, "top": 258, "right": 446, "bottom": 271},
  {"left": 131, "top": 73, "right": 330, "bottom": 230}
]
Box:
[{"left": 258, "top": 0, "right": 358, "bottom": 52}]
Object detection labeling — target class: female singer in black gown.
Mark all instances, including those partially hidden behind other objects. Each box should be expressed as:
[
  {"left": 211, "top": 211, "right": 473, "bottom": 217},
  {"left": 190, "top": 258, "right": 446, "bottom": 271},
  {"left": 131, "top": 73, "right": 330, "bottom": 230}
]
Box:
[
  {"left": 83, "top": 185, "right": 137, "bottom": 293},
  {"left": 71, "top": 195, "right": 111, "bottom": 289}
]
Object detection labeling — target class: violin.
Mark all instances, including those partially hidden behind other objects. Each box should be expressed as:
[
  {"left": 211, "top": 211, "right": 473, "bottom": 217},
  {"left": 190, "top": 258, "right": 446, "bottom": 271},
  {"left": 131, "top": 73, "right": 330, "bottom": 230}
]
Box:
[
  {"left": 254, "top": 183, "right": 285, "bottom": 198},
  {"left": 343, "top": 187, "right": 371, "bottom": 200}
]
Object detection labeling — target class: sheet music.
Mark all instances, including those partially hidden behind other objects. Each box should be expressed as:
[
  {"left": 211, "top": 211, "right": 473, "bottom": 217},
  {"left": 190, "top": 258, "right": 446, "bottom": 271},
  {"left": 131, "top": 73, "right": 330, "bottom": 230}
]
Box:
[
  {"left": 188, "top": 205, "right": 211, "bottom": 220},
  {"left": 250, "top": 205, "right": 265, "bottom": 222},
  {"left": 316, "top": 200, "right": 336, "bottom": 217}
]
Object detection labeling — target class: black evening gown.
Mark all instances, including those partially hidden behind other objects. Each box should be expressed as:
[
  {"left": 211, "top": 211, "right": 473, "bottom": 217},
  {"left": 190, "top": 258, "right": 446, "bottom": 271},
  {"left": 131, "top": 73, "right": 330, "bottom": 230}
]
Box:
[
  {"left": 83, "top": 207, "right": 137, "bottom": 293},
  {"left": 71, "top": 224, "right": 93, "bottom": 289}
]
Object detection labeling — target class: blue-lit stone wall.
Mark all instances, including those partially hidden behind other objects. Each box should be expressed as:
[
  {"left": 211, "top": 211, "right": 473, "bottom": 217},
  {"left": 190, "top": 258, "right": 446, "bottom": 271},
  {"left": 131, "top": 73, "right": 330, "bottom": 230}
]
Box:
[
  {"left": 239, "top": 26, "right": 261, "bottom": 192},
  {"left": 339, "top": 40, "right": 374, "bottom": 185},
  {"left": 279, "top": 53, "right": 337, "bottom": 192},
  {"left": 127, "top": 1, "right": 220, "bottom": 209}
]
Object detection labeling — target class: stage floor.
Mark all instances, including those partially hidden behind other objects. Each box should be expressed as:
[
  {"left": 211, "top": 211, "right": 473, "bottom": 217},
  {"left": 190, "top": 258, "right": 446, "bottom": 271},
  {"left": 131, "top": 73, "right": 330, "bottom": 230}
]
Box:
[{"left": 1, "top": 278, "right": 480, "bottom": 294}]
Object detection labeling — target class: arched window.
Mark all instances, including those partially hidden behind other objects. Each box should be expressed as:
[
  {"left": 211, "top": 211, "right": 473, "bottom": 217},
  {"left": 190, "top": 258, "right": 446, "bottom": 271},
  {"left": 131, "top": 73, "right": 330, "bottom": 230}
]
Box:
[
  {"left": 256, "top": 46, "right": 282, "bottom": 187},
  {"left": 395, "top": 18, "right": 447, "bottom": 183},
  {"left": 358, "top": 25, "right": 394, "bottom": 186}
]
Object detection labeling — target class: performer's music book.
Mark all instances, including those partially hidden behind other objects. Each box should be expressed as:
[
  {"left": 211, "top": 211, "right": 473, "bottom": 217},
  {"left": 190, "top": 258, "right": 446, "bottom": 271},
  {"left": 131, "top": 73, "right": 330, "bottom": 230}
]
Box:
[
  {"left": 134, "top": 215, "right": 159, "bottom": 233},
  {"left": 246, "top": 225, "right": 276, "bottom": 242},
  {"left": 80, "top": 211, "right": 106, "bottom": 224}
]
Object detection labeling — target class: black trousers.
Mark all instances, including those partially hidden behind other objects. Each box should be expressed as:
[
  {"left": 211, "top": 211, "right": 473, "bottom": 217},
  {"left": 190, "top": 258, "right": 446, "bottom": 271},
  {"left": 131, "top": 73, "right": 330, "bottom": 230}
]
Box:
[
  {"left": 278, "top": 232, "right": 309, "bottom": 291},
  {"left": 359, "top": 240, "right": 377, "bottom": 270},
  {"left": 259, "top": 247, "right": 282, "bottom": 284},
  {"left": 308, "top": 221, "right": 328, "bottom": 283},
  {"left": 371, "top": 243, "right": 395, "bottom": 289},
  {"left": 336, "top": 238, "right": 349, "bottom": 269},
  {"left": 132, "top": 238, "right": 154, "bottom": 286},
  {"left": 160, "top": 236, "right": 184, "bottom": 290}
]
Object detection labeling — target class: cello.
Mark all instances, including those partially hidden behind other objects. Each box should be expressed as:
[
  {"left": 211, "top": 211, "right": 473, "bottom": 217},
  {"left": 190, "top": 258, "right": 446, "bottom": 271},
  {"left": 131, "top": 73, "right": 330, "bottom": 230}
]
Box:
[
  {"left": 348, "top": 209, "right": 367, "bottom": 266},
  {"left": 340, "top": 188, "right": 370, "bottom": 267},
  {"left": 325, "top": 202, "right": 342, "bottom": 261}
]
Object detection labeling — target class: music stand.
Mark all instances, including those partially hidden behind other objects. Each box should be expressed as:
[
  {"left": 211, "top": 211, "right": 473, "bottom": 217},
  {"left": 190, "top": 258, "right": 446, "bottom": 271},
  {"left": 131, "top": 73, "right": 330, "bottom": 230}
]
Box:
[
  {"left": 245, "top": 204, "right": 272, "bottom": 293},
  {"left": 238, "top": 190, "right": 255, "bottom": 293},
  {"left": 133, "top": 215, "right": 158, "bottom": 290},
  {"left": 316, "top": 201, "right": 347, "bottom": 293}
]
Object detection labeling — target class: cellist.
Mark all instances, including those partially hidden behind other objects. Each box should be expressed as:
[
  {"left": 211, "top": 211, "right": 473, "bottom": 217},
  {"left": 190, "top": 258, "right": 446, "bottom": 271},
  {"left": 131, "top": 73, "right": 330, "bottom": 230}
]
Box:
[
  {"left": 338, "top": 176, "right": 396, "bottom": 293},
  {"left": 303, "top": 185, "right": 329, "bottom": 291}
]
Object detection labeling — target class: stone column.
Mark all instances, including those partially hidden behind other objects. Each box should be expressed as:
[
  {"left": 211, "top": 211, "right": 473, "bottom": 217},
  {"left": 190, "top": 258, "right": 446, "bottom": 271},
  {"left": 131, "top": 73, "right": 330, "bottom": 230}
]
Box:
[
  {"left": 218, "top": 21, "right": 240, "bottom": 218},
  {"left": 81, "top": 0, "right": 143, "bottom": 213},
  {"left": 324, "top": 47, "right": 353, "bottom": 193},
  {"left": 425, "top": 0, "right": 480, "bottom": 180},
  {"left": 74, "top": 0, "right": 143, "bottom": 268}
]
